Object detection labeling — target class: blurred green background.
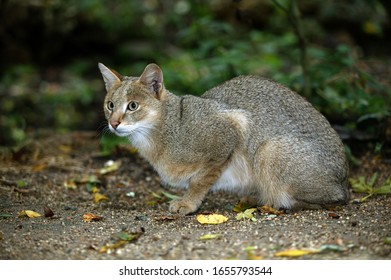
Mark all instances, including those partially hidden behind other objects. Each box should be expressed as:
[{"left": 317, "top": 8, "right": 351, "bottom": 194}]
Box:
[{"left": 0, "top": 0, "right": 390, "bottom": 155}]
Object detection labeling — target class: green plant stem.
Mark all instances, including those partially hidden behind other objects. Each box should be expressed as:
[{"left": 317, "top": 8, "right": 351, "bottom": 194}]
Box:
[
  {"left": 271, "top": 0, "right": 311, "bottom": 97},
  {"left": 360, "top": 193, "right": 374, "bottom": 202}
]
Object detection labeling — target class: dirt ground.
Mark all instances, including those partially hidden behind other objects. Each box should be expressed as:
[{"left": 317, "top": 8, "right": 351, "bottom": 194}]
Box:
[{"left": 0, "top": 131, "right": 390, "bottom": 260}]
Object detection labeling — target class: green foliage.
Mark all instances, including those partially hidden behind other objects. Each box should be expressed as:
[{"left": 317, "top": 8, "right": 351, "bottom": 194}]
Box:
[
  {"left": 307, "top": 45, "right": 391, "bottom": 121},
  {"left": 1, "top": 0, "right": 389, "bottom": 150},
  {"left": 349, "top": 173, "right": 391, "bottom": 202},
  {"left": 236, "top": 208, "right": 258, "bottom": 222},
  {"left": 99, "top": 133, "right": 129, "bottom": 156}
]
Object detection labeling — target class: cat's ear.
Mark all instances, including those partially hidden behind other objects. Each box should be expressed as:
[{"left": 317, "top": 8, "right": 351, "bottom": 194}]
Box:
[
  {"left": 138, "top": 63, "right": 164, "bottom": 99},
  {"left": 98, "top": 63, "right": 122, "bottom": 92}
]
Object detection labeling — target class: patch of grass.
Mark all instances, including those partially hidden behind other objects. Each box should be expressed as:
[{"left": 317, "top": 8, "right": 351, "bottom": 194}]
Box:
[{"left": 349, "top": 173, "right": 391, "bottom": 202}]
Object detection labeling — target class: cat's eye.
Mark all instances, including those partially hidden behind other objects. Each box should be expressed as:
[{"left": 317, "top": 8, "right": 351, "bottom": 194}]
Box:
[
  {"left": 107, "top": 101, "right": 114, "bottom": 111},
  {"left": 128, "top": 101, "right": 139, "bottom": 111}
]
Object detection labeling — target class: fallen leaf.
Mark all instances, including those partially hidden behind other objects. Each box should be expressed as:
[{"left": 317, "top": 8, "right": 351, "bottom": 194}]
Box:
[
  {"left": 328, "top": 212, "right": 341, "bottom": 219},
  {"left": 274, "top": 249, "right": 316, "bottom": 258},
  {"left": 44, "top": 206, "right": 54, "bottom": 218},
  {"left": 99, "top": 230, "right": 143, "bottom": 253},
  {"left": 116, "top": 231, "right": 142, "bottom": 241},
  {"left": 25, "top": 210, "right": 42, "bottom": 218},
  {"left": 19, "top": 210, "right": 42, "bottom": 218},
  {"left": 99, "top": 240, "right": 127, "bottom": 253},
  {"left": 196, "top": 214, "right": 228, "bottom": 224},
  {"left": 155, "top": 215, "right": 178, "bottom": 221},
  {"left": 199, "top": 233, "right": 222, "bottom": 240},
  {"left": 245, "top": 246, "right": 263, "bottom": 260},
  {"left": 99, "top": 160, "right": 121, "bottom": 175},
  {"left": 319, "top": 244, "right": 346, "bottom": 252},
  {"left": 259, "top": 205, "right": 284, "bottom": 215},
  {"left": 83, "top": 213, "right": 103, "bottom": 222},
  {"left": 232, "top": 201, "right": 255, "bottom": 212},
  {"left": 32, "top": 163, "right": 47, "bottom": 172},
  {"left": 58, "top": 144, "right": 72, "bottom": 153},
  {"left": 64, "top": 180, "right": 77, "bottom": 190},
  {"left": 236, "top": 208, "right": 257, "bottom": 221},
  {"left": 94, "top": 192, "right": 108, "bottom": 203},
  {"left": 16, "top": 180, "right": 28, "bottom": 188},
  {"left": 75, "top": 175, "right": 101, "bottom": 185},
  {"left": 0, "top": 214, "right": 12, "bottom": 219}
]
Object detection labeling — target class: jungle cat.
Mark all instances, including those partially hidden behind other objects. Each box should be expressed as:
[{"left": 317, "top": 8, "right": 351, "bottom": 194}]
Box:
[{"left": 99, "top": 63, "right": 349, "bottom": 215}]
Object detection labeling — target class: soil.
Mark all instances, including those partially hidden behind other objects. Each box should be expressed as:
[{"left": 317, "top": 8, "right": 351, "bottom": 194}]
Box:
[{"left": 0, "top": 131, "right": 390, "bottom": 260}]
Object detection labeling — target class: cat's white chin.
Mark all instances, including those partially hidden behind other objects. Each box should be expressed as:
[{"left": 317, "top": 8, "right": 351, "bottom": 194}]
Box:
[
  {"left": 109, "top": 124, "right": 133, "bottom": 137},
  {"left": 109, "top": 122, "right": 155, "bottom": 151}
]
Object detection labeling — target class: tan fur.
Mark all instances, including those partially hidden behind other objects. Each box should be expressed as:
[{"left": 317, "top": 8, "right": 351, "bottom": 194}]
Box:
[{"left": 99, "top": 63, "right": 350, "bottom": 215}]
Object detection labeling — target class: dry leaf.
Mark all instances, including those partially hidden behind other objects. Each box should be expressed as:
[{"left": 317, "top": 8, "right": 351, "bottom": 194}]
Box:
[
  {"left": 199, "top": 233, "right": 222, "bottom": 240},
  {"left": 83, "top": 213, "right": 103, "bottom": 222},
  {"left": 64, "top": 180, "right": 77, "bottom": 190},
  {"left": 328, "top": 212, "right": 340, "bottom": 219},
  {"left": 232, "top": 201, "right": 255, "bottom": 212},
  {"left": 99, "top": 240, "right": 127, "bottom": 253},
  {"left": 245, "top": 246, "right": 263, "bottom": 260},
  {"left": 44, "top": 206, "right": 54, "bottom": 218},
  {"left": 58, "top": 144, "right": 72, "bottom": 153},
  {"left": 196, "top": 214, "right": 228, "bottom": 224},
  {"left": 99, "top": 230, "right": 143, "bottom": 253},
  {"left": 94, "top": 193, "right": 108, "bottom": 203},
  {"left": 274, "top": 249, "right": 315, "bottom": 257},
  {"left": 259, "top": 205, "right": 284, "bottom": 215},
  {"left": 19, "top": 210, "right": 42, "bottom": 218},
  {"left": 155, "top": 215, "right": 178, "bottom": 221},
  {"left": 32, "top": 163, "right": 47, "bottom": 172},
  {"left": 99, "top": 160, "right": 121, "bottom": 175}
]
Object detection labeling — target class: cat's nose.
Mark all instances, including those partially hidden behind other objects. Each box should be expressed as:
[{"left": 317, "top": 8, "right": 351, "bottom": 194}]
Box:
[{"left": 110, "top": 120, "right": 120, "bottom": 129}]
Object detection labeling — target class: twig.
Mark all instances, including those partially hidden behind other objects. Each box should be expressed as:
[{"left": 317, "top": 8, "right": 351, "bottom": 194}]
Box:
[{"left": 271, "top": 0, "right": 311, "bottom": 97}]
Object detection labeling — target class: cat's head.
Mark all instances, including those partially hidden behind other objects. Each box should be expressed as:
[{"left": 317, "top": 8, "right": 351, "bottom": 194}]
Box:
[{"left": 98, "top": 63, "right": 165, "bottom": 142}]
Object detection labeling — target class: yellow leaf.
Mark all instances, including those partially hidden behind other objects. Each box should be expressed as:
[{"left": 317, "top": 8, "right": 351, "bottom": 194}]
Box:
[
  {"left": 19, "top": 210, "right": 42, "bottom": 218},
  {"left": 58, "top": 144, "right": 72, "bottom": 153},
  {"left": 64, "top": 180, "right": 77, "bottom": 190},
  {"left": 99, "top": 160, "right": 121, "bottom": 175},
  {"left": 83, "top": 213, "right": 103, "bottom": 222},
  {"left": 245, "top": 246, "right": 263, "bottom": 260},
  {"left": 363, "top": 21, "right": 381, "bottom": 35},
  {"left": 99, "top": 240, "right": 127, "bottom": 253},
  {"left": 32, "top": 163, "right": 47, "bottom": 172},
  {"left": 196, "top": 214, "right": 228, "bottom": 225},
  {"left": 94, "top": 193, "right": 108, "bottom": 203},
  {"left": 236, "top": 208, "right": 257, "bottom": 221},
  {"left": 199, "top": 233, "right": 222, "bottom": 240},
  {"left": 91, "top": 186, "right": 99, "bottom": 193},
  {"left": 274, "top": 249, "right": 315, "bottom": 257},
  {"left": 248, "top": 252, "right": 263, "bottom": 260}
]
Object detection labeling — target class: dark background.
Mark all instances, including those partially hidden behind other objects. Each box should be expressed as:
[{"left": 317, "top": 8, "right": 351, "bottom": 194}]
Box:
[{"left": 0, "top": 0, "right": 390, "bottom": 159}]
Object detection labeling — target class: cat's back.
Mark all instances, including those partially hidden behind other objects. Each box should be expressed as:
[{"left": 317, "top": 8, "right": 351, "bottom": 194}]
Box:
[
  {"left": 201, "top": 75, "right": 332, "bottom": 138},
  {"left": 202, "top": 75, "right": 308, "bottom": 113}
]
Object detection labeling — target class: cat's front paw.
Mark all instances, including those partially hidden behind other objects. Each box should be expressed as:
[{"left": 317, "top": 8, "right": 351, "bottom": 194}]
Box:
[{"left": 169, "top": 198, "right": 198, "bottom": 215}]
